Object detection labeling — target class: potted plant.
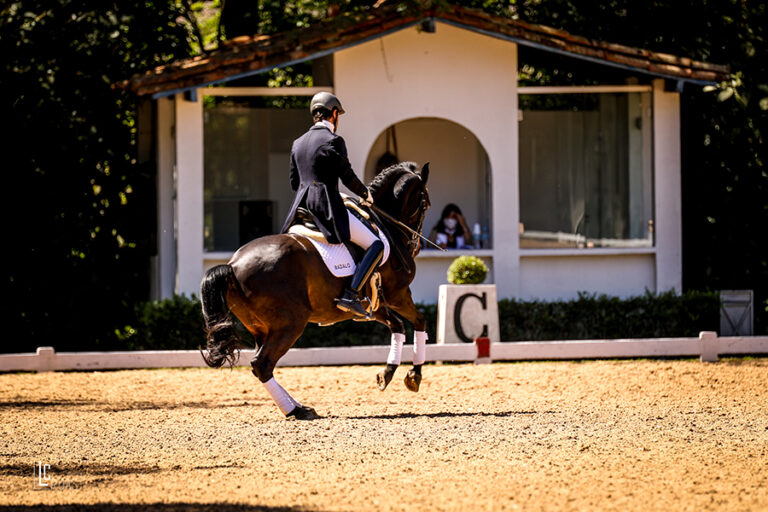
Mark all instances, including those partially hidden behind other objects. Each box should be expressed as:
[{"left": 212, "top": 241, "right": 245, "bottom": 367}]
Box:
[{"left": 447, "top": 255, "right": 488, "bottom": 285}]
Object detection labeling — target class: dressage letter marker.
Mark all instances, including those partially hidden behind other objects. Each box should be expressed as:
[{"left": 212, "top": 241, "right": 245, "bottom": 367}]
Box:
[{"left": 437, "top": 284, "right": 500, "bottom": 345}]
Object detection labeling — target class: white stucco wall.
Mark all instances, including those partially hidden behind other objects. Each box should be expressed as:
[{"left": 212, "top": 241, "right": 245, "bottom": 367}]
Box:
[{"left": 519, "top": 253, "right": 656, "bottom": 300}]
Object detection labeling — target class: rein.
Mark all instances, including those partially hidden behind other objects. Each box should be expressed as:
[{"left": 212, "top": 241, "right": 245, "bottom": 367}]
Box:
[{"left": 371, "top": 202, "right": 441, "bottom": 255}]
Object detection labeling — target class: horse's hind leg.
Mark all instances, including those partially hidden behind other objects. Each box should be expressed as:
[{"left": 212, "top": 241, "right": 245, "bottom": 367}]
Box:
[
  {"left": 250, "top": 327, "right": 319, "bottom": 420},
  {"left": 404, "top": 331, "right": 428, "bottom": 392}
]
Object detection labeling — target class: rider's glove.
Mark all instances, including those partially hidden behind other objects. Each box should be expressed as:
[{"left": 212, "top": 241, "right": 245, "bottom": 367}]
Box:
[{"left": 360, "top": 189, "right": 373, "bottom": 207}]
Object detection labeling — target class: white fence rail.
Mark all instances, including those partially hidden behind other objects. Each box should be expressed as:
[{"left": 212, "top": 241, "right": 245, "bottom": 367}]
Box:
[{"left": 1, "top": 332, "right": 766, "bottom": 373}]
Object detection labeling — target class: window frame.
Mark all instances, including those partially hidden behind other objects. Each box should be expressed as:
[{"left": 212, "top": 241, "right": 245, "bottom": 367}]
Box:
[
  {"left": 517, "top": 84, "right": 655, "bottom": 255},
  {"left": 201, "top": 87, "right": 333, "bottom": 257}
]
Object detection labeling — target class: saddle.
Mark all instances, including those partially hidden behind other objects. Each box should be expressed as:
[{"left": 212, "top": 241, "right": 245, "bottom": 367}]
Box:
[
  {"left": 293, "top": 197, "right": 377, "bottom": 243},
  {"left": 287, "top": 197, "right": 389, "bottom": 320}
]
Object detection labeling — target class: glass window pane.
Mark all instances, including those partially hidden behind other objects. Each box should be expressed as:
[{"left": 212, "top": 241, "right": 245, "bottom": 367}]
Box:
[
  {"left": 203, "top": 96, "right": 311, "bottom": 252},
  {"left": 519, "top": 92, "right": 653, "bottom": 249}
]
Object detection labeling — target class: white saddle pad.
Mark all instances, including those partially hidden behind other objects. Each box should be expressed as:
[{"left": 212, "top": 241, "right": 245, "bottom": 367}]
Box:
[{"left": 288, "top": 226, "right": 391, "bottom": 278}]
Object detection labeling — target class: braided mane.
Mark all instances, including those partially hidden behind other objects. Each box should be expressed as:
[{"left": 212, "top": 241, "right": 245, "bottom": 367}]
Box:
[{"left": 368, "top": 161, "right": 419, "bottom": 199}]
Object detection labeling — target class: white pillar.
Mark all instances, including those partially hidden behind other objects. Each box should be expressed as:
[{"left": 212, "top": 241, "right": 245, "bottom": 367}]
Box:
[
  {"left": 153, "top": 96, "right": 177, "bottom": 299},
  {"left": 174, "top": 92, "right": 205, "bottom": 296},
  {"left": 652, "top": 79, "right": 682, "bottom": 293},
  {"left": 491, "top": 42, "right": 520, "bottom": 299}
]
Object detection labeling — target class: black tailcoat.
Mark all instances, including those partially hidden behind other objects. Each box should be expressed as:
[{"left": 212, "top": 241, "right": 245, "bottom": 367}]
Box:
[{"left": 280, "top": 125, "right": 368, "bottom": 244}]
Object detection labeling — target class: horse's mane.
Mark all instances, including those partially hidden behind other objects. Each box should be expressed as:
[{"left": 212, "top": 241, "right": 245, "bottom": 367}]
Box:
[{"left": 368, "top": 161, "right": 420, "bottom": 198}]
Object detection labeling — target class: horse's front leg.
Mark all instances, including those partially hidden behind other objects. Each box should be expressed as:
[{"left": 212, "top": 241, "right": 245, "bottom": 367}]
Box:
[
  {"left": 372, "top": 308, "right": 406, "bottom": 391},
  {"left": 389, "top": 292, "right": 428, "bottom": 392}
]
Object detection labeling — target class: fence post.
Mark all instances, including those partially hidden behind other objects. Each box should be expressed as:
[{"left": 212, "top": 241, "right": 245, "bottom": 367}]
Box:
[
  {"left": 36, "top": 347, "right": 56, "bottom": 372},
  {"left": 699, "top": 331, "right": 719, "bottom": 363},
  {"left": 475, "top": 337, "right": 491, "bottom": 364}
]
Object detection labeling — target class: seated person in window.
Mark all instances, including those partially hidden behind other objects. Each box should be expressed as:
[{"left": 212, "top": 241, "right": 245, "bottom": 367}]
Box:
[{"left": 429, "top": 203, "right": 474, "bottom": 249}]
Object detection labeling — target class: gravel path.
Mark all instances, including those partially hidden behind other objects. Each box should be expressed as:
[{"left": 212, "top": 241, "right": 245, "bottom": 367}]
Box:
[{"left": 1, "top": 359, "right": 767, "bottom": 511}]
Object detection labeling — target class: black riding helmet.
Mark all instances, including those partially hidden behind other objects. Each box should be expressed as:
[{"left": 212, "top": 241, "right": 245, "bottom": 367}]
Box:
[{"left": 310, "top": 92, "right": 345, "bottom": 115}]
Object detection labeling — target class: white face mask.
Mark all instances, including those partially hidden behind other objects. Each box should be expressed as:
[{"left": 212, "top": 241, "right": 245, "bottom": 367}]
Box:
[{"left": 444, "top": 218, "right": 458, "bottom": 230}]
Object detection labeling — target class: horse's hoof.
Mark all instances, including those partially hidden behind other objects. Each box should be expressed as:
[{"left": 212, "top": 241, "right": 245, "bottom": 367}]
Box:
[
  {"left": 286, "top": 405, "right": 320, "bottom": 420},
  {"left": 404, "top": 370, "right": 422, "bottom": 392},
  {"left": 377, "top": 370, "right": 393, "bottom": 391}
]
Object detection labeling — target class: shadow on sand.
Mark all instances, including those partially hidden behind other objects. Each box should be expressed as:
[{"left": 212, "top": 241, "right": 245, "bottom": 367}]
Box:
[
  {"left": 0, "top": 399, "right": 266, "bottom": 412},
  {"left": 1, "top": 505, "right": 319, "bottom": 512},
  {"left": 337, "top": 409, "right": 555, "bottom": 420}
]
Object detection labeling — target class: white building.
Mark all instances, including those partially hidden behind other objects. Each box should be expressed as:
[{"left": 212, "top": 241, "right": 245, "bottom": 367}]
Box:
[{"left": 126, "top": 4, "right": 728, "bottom": 304}]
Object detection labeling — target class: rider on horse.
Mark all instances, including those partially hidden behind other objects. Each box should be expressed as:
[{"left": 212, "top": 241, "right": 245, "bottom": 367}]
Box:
[{"left": 280, "top": 92, "right": 384, "bottom": 319}]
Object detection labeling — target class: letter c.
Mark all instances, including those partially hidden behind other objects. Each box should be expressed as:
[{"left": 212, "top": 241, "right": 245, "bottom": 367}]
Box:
[{"left": 453, "top": 292, "right": 488, "bottom": 343}]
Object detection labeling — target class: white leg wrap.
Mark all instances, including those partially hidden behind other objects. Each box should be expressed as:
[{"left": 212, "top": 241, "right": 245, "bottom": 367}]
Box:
[
  {"left": 263, "top": 377, "right": 301, "bottom": 415},
  {"left": 413, "top": 330, "right": 428, "bottom": 366},
  {"left": 387, "top": 333, "right": 406, "bottom": 366}
]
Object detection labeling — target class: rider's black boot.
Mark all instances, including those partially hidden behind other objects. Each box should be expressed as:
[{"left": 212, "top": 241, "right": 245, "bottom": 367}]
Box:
[{"left": 336, "top": 240, "right": 384, "bottom": 318}]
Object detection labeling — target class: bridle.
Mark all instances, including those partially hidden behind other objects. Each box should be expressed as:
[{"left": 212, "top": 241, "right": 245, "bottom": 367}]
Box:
[
  {"left": 367, "top": 173, "right": 435, "bottom": 273},
  {"left": 406, "top": 188, "right": 429, "bottom": 257}
]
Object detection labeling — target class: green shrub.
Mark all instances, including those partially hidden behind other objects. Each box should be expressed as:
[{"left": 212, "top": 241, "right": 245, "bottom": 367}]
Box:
[
  {"left": 117, "top": 294, "right": 205, "bottom": 350},
  {"left": 498, "top": 290, "right": 720, "bottom": 341},
  {"left": 447, "top": 255, "right": 488, "bottom": 284}
]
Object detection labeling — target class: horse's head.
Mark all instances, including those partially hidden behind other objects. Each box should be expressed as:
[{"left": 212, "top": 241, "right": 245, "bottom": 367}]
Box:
[{"left": 369, "top": 161, "right": 431, "bottom": 256}]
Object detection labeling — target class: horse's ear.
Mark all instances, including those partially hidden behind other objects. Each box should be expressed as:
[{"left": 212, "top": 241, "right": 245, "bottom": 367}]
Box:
[{"left": 419, "top": 162, "right": 430, "bottom": 184}]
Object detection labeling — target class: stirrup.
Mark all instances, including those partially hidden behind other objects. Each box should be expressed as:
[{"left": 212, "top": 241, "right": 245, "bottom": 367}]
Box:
[{"left": 335, "top": 296, "right": 372, "bottom": 319}]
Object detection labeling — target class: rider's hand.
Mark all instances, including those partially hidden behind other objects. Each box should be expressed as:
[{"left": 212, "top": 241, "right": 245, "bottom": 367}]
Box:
[{"left": 360, "top": 190, "right": 373, "bottom": 207}]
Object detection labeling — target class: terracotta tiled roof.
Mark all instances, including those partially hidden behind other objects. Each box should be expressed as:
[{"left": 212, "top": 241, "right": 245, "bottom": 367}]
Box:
[{"left": 122, "top": 3, "right": 730, "bottom": 97}]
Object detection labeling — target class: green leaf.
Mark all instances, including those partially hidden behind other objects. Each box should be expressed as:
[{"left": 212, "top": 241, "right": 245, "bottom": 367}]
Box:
[{"left": 717, "top": 88, "right": 734, "bottom": 102}]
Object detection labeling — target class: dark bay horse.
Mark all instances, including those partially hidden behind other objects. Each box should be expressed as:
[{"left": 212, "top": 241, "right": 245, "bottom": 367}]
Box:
[{"left": 200, "top": 162, "right": 431, "bottom": 419}]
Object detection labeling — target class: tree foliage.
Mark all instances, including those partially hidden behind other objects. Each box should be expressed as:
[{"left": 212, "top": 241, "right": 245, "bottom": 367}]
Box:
[{"left": 2, "top": 1, "right": 191, "bottom": 350}]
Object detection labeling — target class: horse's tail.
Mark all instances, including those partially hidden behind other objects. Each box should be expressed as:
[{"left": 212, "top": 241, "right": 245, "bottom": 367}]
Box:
[{"left": 200, "top": 264, "right": 242, "bottom": 368}]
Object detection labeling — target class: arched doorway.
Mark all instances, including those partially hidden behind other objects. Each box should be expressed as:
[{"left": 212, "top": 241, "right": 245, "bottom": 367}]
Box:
[{"left": 364, "top": 117, "right": 493, "bottom": 249}]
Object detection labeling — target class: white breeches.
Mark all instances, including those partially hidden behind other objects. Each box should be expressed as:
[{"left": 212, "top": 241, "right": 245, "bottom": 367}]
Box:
[{"left": 348, "top": 211, "right": 380, "bottom": 250}]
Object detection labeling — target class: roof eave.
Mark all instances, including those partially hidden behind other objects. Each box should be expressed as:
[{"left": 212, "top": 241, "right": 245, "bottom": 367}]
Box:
[{"left": 124, "top": 8, "right": 729, "bottom": 98}]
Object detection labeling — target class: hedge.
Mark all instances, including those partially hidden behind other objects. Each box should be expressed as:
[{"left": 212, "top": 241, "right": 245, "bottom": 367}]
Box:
[
  {"left": 116, "top": 290, "right": 719, "bottom": 351},
  {"left": 498, "top": 290, "right": 719, "bottom": 341}
]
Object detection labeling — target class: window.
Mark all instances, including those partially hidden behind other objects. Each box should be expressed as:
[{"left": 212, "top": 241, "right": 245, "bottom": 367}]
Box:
[
  {"left": 518, "top": 91, "right": 653, "bottom": 249},
  {"left": 203, "top": 96, "right": 310, "bottom": 252}
]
